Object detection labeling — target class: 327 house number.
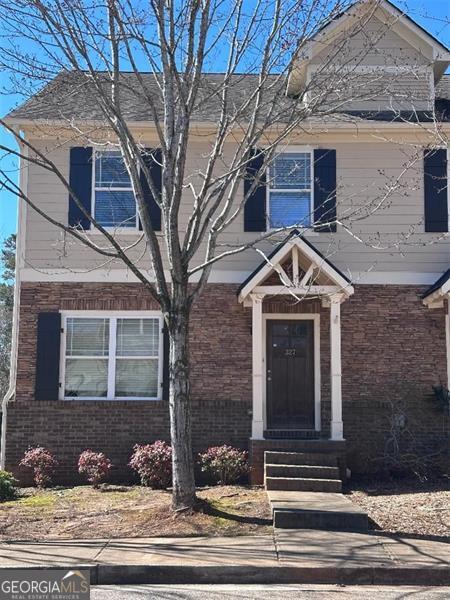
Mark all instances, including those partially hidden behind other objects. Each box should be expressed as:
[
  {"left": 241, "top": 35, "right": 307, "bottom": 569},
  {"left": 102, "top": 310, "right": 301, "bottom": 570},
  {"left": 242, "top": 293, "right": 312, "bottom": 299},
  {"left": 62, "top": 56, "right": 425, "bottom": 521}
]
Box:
[{"left": 284, "top": 348, "right": 296, "bottom": 356}]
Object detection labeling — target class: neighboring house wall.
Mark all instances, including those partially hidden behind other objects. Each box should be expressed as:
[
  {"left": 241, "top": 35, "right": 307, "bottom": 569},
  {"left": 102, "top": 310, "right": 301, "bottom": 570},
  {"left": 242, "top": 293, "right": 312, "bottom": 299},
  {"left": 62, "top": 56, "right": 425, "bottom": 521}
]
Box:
[
  {"left": 4, "top": 282, "right": 447, "bottom": 482},
  {"left": 22, "top": 136, "right": 449, "bottom": 280}
]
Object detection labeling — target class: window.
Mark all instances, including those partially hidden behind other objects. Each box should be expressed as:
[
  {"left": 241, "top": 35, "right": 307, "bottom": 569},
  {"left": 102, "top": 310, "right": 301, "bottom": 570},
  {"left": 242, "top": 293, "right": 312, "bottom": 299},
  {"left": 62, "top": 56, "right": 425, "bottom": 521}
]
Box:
[
  {"left": 62, "top": 313, "right": 163, "bottom": 400},
  {"left": 268, "top": 152, "right": 313, "bottom": 228},
  {"left": 94, "top": 150, "right": 138, "bottom": 228}
]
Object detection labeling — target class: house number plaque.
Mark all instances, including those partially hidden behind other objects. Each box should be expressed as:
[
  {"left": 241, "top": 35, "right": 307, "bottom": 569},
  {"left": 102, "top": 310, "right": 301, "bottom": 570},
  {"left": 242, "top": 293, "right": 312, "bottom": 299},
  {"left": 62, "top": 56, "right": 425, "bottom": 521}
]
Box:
[{"left": 284, "top": 348, "right": 296, "bottom": 356}]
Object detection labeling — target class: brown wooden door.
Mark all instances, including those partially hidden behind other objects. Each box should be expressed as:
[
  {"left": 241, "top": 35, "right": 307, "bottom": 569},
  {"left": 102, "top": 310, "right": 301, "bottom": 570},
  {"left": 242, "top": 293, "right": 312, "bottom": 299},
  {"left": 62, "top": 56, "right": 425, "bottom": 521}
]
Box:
[{"left": 266, "top": 320, "right": 315, "bottom": 429}]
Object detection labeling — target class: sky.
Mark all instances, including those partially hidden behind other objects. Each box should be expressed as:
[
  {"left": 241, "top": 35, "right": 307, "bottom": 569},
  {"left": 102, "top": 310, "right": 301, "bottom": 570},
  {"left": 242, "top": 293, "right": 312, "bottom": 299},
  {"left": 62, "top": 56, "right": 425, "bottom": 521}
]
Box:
[{"left": 0, "top": 0, "right": 448, "bottom": 247}]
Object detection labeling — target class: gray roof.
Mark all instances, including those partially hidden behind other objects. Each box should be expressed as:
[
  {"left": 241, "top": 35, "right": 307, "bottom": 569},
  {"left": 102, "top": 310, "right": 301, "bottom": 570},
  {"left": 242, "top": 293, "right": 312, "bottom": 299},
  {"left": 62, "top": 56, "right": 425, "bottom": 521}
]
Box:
[
  {"left": 6, "top": 71, "right": 450, "bottom": 124},
  {"left": 6, "top": 71, "right": 287, "bottom": 123}
]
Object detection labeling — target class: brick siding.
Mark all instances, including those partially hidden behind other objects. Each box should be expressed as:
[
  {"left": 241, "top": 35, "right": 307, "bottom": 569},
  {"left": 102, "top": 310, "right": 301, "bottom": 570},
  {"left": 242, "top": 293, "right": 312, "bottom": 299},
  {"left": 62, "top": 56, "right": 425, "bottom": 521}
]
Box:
[{"left": 3, "top": 282, "right": 448, "bottom": 483}]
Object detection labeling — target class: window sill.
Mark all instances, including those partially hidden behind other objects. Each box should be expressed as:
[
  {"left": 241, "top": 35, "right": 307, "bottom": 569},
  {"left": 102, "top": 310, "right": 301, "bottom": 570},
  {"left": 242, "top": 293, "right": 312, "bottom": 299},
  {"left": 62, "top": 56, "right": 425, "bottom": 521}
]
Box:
[
  {"left": 61, "top": 397, "right": 162, "bottom": 402},
  {"left": 88, "top": 228, "right": 143, "bottom": 235}
]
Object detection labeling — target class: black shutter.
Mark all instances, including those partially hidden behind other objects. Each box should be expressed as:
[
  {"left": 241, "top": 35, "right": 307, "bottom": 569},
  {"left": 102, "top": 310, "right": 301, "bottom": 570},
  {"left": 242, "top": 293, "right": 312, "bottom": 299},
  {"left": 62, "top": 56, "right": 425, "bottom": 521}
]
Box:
[
  {"left": 139, "top": 148, "right": 162, "bottom": 232},
  {"left": 424, "top": 149, "right": 448, "bottom": 233},
  {"left": 68, "top": 147, "right": 92, "bottom": 229},
  {"left": 35, "top": 313, "right": 61, "bottom": 401},
  {"left": 244, "top": 148, "right": 266, "bottom": 231},
  {"left": 314, "top": 149, "right": 337, "bottom": 232},
  {"left": 162, "top": 321, "right": 169, "bottom": 401}
]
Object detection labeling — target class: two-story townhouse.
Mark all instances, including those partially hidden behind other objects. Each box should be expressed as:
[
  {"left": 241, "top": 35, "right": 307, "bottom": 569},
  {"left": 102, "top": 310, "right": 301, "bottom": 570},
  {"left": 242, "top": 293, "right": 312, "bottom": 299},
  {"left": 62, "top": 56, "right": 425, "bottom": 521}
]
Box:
[{"left": 1, "top": 0, "right": 449, "bottom": 485}]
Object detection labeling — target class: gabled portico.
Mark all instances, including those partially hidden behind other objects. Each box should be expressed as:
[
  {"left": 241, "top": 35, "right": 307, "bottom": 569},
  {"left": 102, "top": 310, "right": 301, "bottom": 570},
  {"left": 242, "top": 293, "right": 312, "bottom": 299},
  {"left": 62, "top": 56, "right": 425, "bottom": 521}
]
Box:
[{"left": 238, "top": 232, "right": 354, "bottom": 443}]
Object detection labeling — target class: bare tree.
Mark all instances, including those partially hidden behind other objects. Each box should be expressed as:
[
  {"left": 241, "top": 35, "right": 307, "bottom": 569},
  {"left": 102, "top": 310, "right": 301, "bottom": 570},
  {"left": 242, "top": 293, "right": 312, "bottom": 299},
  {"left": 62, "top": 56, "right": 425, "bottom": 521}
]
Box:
[{"left": 0, "top": 0, "right": 445, "bottom": 509}]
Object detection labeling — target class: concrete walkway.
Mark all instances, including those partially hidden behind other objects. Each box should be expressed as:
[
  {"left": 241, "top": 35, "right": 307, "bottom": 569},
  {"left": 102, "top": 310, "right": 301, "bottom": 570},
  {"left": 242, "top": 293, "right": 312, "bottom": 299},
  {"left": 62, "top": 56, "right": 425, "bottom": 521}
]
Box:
[{"left": 0, "top": 531, "right": 449, "bottom": 585}]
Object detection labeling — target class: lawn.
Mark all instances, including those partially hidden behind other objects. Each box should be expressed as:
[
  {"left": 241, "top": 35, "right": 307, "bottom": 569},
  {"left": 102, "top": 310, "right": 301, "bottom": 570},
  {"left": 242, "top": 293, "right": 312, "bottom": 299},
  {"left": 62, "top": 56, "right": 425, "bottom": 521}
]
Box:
[
  {"left": 348, "top": 477, "right": 450, "bottom": 539},
  {"left": 0, "top": 485, "right": 272, "bottom": 541}
]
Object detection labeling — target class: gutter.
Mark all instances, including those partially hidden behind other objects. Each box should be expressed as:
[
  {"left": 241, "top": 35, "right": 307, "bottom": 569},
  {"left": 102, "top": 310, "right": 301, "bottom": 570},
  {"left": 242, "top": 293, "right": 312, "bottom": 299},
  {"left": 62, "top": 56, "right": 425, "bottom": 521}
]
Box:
[{"left": 0, "top": 139, "right": 27, "bottom": 470}]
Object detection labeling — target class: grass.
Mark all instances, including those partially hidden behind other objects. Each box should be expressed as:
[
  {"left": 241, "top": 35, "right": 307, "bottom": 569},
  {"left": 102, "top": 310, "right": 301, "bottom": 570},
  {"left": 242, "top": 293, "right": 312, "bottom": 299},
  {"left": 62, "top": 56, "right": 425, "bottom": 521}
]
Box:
[{"left": 0, "top": 484, "right": 272, "bottom": 541}]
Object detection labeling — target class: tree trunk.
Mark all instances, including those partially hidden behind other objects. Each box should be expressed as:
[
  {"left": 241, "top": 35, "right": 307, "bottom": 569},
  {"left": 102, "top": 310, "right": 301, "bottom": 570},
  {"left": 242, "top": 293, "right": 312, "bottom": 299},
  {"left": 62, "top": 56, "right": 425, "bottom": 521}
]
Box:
[{"left": 168, "top": 303, "right": 197, "bottom": 510}]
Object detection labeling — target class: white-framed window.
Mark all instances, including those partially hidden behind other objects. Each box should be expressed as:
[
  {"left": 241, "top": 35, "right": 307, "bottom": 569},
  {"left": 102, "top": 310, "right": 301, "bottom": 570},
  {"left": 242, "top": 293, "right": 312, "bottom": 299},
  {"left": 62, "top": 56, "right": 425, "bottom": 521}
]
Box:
[
  {"left": 268, "top": 151, "right": 313, "bottom": 228},
  {"left": 93, "top": 149, "right": 138, "bottom": 229},
  {"left": 60, "top": 312, "right": 163, "bottom": 400}
]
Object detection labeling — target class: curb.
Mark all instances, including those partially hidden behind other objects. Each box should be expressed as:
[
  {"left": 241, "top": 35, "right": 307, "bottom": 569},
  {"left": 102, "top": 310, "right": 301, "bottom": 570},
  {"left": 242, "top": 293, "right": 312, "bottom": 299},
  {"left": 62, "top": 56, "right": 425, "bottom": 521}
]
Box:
[{"left": 2, "top": 564, "right": 450, "bottom": 586}]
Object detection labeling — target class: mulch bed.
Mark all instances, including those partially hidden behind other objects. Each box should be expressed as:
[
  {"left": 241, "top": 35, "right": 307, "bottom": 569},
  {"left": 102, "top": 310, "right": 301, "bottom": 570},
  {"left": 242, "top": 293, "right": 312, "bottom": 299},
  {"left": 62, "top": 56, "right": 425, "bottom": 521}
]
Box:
[
  {"left": 0, "top": 485, "right": 272, "bottom": 541},
  {"left": 347, "top": 477, "right": 450, "bottom": 539}
]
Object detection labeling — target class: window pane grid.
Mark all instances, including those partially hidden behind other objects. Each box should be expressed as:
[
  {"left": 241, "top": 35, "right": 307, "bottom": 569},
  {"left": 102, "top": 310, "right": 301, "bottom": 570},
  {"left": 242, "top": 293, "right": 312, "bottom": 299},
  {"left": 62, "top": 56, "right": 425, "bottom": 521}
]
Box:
[
  {"left": 93, "top": 150, "right": 138, "bottom": 229},
  {"left": 268, "top": 152, "right": 313, "bottom": 228},
  {"left": 63, "top": 315, "right": 161, "bottom": 400}
]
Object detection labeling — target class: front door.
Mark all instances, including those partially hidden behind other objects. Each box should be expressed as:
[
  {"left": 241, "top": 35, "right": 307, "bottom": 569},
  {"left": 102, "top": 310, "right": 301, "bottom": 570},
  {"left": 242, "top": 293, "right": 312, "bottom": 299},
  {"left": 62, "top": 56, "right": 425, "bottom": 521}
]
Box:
[{"left": 266, "top": 320, "right": 315, "bottom": 429}]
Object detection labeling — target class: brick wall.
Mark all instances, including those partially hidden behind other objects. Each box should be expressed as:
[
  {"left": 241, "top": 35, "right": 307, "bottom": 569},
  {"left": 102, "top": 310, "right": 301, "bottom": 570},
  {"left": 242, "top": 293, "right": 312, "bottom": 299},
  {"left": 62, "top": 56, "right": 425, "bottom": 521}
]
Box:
[
  {"left": 341, "top": 287, "right": 448, "bottom": 474},
  {"left": 4, "top": 282, "right": 448, "bottom": 483},
  {"left": 6, "top": 282, "right": 252, "bottom": 483}
]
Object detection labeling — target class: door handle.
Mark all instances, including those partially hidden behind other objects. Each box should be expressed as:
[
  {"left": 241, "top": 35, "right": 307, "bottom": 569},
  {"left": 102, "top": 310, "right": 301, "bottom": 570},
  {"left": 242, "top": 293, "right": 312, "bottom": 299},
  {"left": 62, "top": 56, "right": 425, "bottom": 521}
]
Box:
[{"left": 267, "top": 369, "right": 272, "bottom": 382}]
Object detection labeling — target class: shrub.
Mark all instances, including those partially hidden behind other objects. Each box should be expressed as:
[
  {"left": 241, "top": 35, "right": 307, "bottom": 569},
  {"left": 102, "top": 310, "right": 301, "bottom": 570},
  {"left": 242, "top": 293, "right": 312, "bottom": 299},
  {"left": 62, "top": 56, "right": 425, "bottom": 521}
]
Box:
[
  {"left": 129, "top": 441, "right": 172, "bottom": 488},
  {"left": 198, "top": 445, "right": 249, "bottom": 485},
  {"left": 19, "top": 447, "right": 58, "bottom": 488},
  {"left": 78, "top": 450, "right": 112, "bottom": 487},
  {"left": 0, "top": 470, "right": 18, "bottom": 501}
]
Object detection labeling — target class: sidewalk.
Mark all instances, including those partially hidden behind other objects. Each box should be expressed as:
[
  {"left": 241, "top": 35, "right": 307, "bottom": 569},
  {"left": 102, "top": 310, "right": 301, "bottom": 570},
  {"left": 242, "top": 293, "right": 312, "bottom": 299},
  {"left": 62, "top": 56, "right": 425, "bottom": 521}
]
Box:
[{"left": 0, "top": 530, "right": 449, "bottom": 585}]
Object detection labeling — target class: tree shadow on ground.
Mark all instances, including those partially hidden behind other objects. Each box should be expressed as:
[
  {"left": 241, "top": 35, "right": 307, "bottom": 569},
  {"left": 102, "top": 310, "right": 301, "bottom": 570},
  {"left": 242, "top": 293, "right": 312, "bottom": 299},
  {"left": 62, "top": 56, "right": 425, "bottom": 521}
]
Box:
[{"left": 198, "top": 499, "right": 273, "bottom": 527}]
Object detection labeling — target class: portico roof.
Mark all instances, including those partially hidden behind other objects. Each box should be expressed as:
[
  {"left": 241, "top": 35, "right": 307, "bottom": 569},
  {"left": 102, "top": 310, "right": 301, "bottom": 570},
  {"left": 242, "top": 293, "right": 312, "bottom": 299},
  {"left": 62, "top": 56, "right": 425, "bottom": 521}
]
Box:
[
  {"left": 422, "top": 269, "right": 450, "bottom": 307},
  {"left": 237, "top": 231, "right": 354, "bottom": 303}
]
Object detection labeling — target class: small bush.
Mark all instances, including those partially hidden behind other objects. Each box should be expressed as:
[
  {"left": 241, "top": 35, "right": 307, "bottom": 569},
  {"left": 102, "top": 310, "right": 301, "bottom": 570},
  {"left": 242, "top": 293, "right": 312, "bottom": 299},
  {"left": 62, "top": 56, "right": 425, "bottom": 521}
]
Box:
[
  {"left": 0, "top": 470, "right": 18, "bottom": 501},
  {"left": 78, "top": 450, "right": 112, "bottom": 487},
  {"left": 129, "top": 441, "right": 172, "bottom": 489},
  {"left": 198, "top": 445, "right": 249, "bottom": 485},
  {"left": 19, "top": 447, "right": 58, "bottom": 488}
]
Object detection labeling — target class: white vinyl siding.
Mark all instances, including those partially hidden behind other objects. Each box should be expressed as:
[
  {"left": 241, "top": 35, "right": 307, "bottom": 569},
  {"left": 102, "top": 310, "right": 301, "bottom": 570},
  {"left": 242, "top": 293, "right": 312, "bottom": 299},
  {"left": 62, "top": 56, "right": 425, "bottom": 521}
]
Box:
[
  {"left": 61, "top": 312, "right": 163, "bottom": 400},
  {"left": 268, "top": 152, "right": 313, "bottom": 228},
  {"left": 93, "top": 150, "right": 138, "bottom": 229}
]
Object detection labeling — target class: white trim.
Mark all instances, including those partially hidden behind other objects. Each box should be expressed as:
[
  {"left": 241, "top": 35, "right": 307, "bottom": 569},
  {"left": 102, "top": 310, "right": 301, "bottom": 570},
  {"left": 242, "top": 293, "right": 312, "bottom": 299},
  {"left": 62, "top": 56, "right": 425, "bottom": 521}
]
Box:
[
  {"left": 251, "top": 294, "right": 265, "bottom": 438},
  {"left": 330, "top": 296, "right": 344, "bottom": 440},
  {"left": 60, "top": 310, "right": 162, "bottom": 316},
  {"left": 0, "top": 140, "right": 28, "bottom": 468},
  {"left": 19, "top": 267, "right": 255, "bottom": 283},
  {"left": 59, "top": 310, "right": 163, "bottom": 401},
  {"left": 238, "top": 237, "right": 354, "bottom": 302},
  {"left": 253, "top": 285, "right": 340, "bottom": 296},
  {"left": 18, "top": 267, "right": 447, "bottom": 286},
  {"left": 355, "top": 271, "right": 445, "bottom": 285},
  {"left": 262, "top": 313, "right": 321, "bottom": 433}
]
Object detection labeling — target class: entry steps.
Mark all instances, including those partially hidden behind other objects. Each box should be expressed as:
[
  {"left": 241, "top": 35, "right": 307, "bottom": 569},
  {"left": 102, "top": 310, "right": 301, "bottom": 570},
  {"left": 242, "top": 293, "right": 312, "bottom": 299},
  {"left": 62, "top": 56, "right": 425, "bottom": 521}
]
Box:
[
  {"left": 264, "top": 451, "right": 368, "bottom": 531},
  {"left": 265, "top": 450, "right": 342, "bottom": 493}
]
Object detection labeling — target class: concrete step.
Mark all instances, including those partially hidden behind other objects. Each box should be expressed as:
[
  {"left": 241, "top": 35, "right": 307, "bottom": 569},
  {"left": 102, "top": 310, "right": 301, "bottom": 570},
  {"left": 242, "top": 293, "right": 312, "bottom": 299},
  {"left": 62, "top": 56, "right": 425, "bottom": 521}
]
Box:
[
  {"left": 274, "top": 508, "right": 368, "bottom": 530},
  {"left": 265, "top": 464, "right": 340, "bottom": 480},
  {"left": 265, "top": 476, "right": 342, "bottom": 493},
  {"left": 268, "top": 491, "right": 369, "bottom": 532},
  {"left": 264, "top": 451, "right": 338, "bottom": 467}
]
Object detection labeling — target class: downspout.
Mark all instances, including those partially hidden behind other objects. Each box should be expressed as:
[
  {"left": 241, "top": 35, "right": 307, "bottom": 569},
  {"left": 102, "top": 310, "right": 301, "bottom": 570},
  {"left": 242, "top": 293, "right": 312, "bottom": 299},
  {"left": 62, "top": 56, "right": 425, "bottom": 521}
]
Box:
[{"left": 0, "top": 135, "right": 27, "bottom": 470}]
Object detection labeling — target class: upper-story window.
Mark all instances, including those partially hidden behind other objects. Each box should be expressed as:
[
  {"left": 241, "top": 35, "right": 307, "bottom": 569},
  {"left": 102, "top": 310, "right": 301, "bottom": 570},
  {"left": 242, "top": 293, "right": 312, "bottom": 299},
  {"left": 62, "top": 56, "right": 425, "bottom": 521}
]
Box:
[
  {"left": 62, "top": 313, "right": 163, "bottom": 400},
  {"left": 268, "top": 152, "right": 312, "bottom": 228},
  {"left": 94, "top": 150, "right": 138, "bottom": 228}
]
